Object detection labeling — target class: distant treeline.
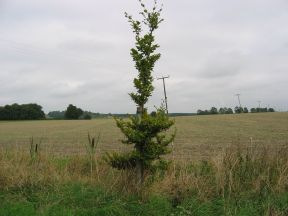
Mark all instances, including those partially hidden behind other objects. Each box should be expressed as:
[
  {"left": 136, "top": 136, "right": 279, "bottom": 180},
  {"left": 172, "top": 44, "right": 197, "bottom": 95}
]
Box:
[
  {"left": 48, "top": 104, "right": 90, "bottom": 120},
  {"left": 250, "top": 107, "right": 275, "bottom": 113},
  {"left": 47, "top": 111, "right": 65, "bottom": 119},
  {"left": 0, "top": 103, "right": 277, "bottom": 121},
  {"left": 197, "top": 107, "right": 234, "bottom": 115},
  {"left": 169, "top": 113, "right": 196, "bottom": 117},
  {"left": 197, "top": 106, "right": 275, "bottom": 115},
  {"left": 48, "top": 110, "right": 196, "bottom": 119},
  {"left": 48, "top": 110, "right": 108, "bottom": 119},
  {"left": 0, "top": 103, "right": 45, "bottom": 120}
]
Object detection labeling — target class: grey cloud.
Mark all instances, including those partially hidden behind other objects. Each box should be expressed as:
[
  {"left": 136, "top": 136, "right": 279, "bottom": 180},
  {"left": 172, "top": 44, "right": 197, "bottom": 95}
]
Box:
[
  {"left": 58, "top": 39, "right": 115, "bottom": 53},
  {"left": 0, "top": 0, "right": 288, "bottom": 113},
  {"left": 194, "top": 51, "right": 247, "bottom": 79}
]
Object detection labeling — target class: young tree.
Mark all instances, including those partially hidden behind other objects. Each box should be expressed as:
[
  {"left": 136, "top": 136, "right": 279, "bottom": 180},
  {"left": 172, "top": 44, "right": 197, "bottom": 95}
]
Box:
[{"left": 106, "top": 0, "right": 175, "bottom": 185}]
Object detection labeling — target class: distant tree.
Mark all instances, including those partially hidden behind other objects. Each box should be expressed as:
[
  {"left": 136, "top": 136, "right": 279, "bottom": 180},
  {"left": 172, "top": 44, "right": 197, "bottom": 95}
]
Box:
[
  {"left": 0, "top": 107, "right": 4, "bottom": 119},
  {"left": 0, "top": 103, "right": 45, "bottom": 120},
  {"left": 219, "top": 107, "right": 232, "bottom": 114},
  {"left": 197, "top": 109, "right": 204, "bottom": 115},
  {"left": 197, "top": 109, "right": 210, "bottom": 115},
  {"left": 83, "top": 113, "right": 92, "bottom": 120},
  {"left": 226, "top": 108, "right": 233, "bottom": 114},
  {"left": 197, "top": 107, "right": 235, "bottom": 115},
  {"left": 10, "top": 104, "right": 20, "bottom": 119},
  {"left": 243, "top": 107, "right": 249, "bottom": 113},
  {"left": 219, "top": 107, "right": 226, "bottom": 114},
  {"left": 250, "top": 107, "right": 274, "bottom": 113},
  {"left": 234, "top": 106, "right": 244, "bottom": 114},
  {"left": 64, "top": 104, "right": 83, "bottom": 119},
  {"left": 48, "top": 111, "right": 65, "bottom": 119},
  {"left": 24, "top": 104, "right": 45, "bottom": 119},
  {"left": 210, "top": 107, "right": 218, "bottom": 114}
]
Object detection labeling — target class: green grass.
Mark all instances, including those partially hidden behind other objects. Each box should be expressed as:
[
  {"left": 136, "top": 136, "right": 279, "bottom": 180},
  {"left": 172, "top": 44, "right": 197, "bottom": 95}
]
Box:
[
  {"left": 0, "top": 112, "right": 287, "bottom": 159},
  {"left": 1, "top": 178, "right": 288, "bottom": 215},
  {"left": 0, "top": 183, "right": 173, "bottom": 216}
]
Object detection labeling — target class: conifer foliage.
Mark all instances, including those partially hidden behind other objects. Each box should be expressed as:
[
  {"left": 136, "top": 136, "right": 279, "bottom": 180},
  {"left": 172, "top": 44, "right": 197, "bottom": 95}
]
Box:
[{"left": 106, "top": 0, "right": 175, "bottom": 185}]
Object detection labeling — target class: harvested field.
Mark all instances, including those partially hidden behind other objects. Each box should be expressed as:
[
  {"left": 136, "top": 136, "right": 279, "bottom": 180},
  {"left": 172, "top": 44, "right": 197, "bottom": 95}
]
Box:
[{"left": 0, "top": 112, "right": 287, "bottom": 160}]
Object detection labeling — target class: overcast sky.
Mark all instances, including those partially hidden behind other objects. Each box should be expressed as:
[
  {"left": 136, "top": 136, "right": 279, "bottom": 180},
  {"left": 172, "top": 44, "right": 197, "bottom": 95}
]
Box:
[{"left": 0, "top": 0, "right": 287, "bottom": 113}]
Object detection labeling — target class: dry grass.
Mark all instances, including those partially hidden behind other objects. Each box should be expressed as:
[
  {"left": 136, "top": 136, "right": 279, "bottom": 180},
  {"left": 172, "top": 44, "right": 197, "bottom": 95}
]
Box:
[
  {"left": 1, "top": 143, "right": 288, "bottom": 202},
  {"left": 0, "top": 147, "right": 138, "bottom": 194},
  {"left": 151, "top": 144, "right": 288, "bottom": 204}
]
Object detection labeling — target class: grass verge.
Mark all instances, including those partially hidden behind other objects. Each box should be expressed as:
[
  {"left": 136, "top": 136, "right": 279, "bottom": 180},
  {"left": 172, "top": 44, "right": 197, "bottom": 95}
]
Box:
[{"left": 1, "top": 144, "right": 288, "bottom": 215}]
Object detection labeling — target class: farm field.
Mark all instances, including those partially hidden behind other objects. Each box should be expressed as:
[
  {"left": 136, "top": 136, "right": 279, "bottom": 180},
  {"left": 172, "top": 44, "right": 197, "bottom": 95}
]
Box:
[
  {"left": 0, "top": 112, "right": 287, "bottom": 160},
  {"left": 1, "top": 112, "right": 288, "bottom": 215}
]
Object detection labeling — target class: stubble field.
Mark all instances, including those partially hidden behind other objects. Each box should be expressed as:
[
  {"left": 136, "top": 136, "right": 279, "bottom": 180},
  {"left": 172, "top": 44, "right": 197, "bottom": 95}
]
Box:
[{"left": 0, "top": 112, "right": 287, "bottom": 160}]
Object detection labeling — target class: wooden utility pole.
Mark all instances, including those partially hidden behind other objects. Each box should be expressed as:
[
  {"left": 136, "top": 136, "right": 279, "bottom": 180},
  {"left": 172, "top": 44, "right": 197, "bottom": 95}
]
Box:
[
  {"left": 157, "top": 76, "right": 169, "bottom": 114},
  {"left": 235, "top": 93, "right": 242, "bottom": 108}
]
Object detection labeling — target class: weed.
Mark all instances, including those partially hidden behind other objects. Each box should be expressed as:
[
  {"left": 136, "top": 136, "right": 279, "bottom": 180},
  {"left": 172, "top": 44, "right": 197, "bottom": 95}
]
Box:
[
  {"left": 29, "top": 136, "right": 42, "bottom": 162},
  {"left": 85, "top": 132, "right": 101, "bottom": 180}
]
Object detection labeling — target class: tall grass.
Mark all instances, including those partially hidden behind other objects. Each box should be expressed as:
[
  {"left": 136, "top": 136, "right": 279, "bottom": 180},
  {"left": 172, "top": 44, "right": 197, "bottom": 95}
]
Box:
[{"left": 156, "top": 145, "right": 288, "bottom": 197}]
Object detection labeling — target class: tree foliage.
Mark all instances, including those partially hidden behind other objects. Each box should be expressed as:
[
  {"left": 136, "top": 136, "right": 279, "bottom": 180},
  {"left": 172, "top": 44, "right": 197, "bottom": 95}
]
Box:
[
  {"left": 125, "top": 0, "right": 163, "bottom": 111},
  {"left": 210, "top": 107, "right": 218, "bottom": 114},
  {"left": 243, "top": 107, "right": 249, "bottom": 113},
  {"left": 47, "top": 111, "right": 65, "bottom": 119},
  {"left": 106, "top": 0, "right": 175, "bottom": 185},
  {"left": 64, "top": 104, "right": 83, "bottom": 120},
  {"left": 234, "top": 106, "right": 244, "bottom": 114},
  {"left": 197, "top": 107, "right": 233, "bottom": 115},
  {"left": 197, "top": 106, "right": 276, "bottom": 115},
  {"left": 0, "top": 103, "right": 45, "bottom": 120},
  {"left": 251, "top": 107, "right": 274, "bottom": 113},
  {"left": 234, "top": 106, "right": 249, "bottom": 114},
  {"left": 83, "top": 113, "right": 92, "bottom": 120}
]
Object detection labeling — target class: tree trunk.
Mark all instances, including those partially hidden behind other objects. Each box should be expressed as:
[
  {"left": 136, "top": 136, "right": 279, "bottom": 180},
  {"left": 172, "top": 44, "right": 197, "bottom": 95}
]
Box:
[
  {"left": 136, "top": 159, "right": 144, "bottom": 185},
  {"left": 136, "top": 106, "right": 144, "bottom": 186}
]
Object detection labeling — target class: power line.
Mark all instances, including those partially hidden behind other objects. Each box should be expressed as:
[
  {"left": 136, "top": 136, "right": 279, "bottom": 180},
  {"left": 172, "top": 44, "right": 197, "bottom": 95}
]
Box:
[{"left": 0, "top": 38, "right": 101, "bottom": 65}]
